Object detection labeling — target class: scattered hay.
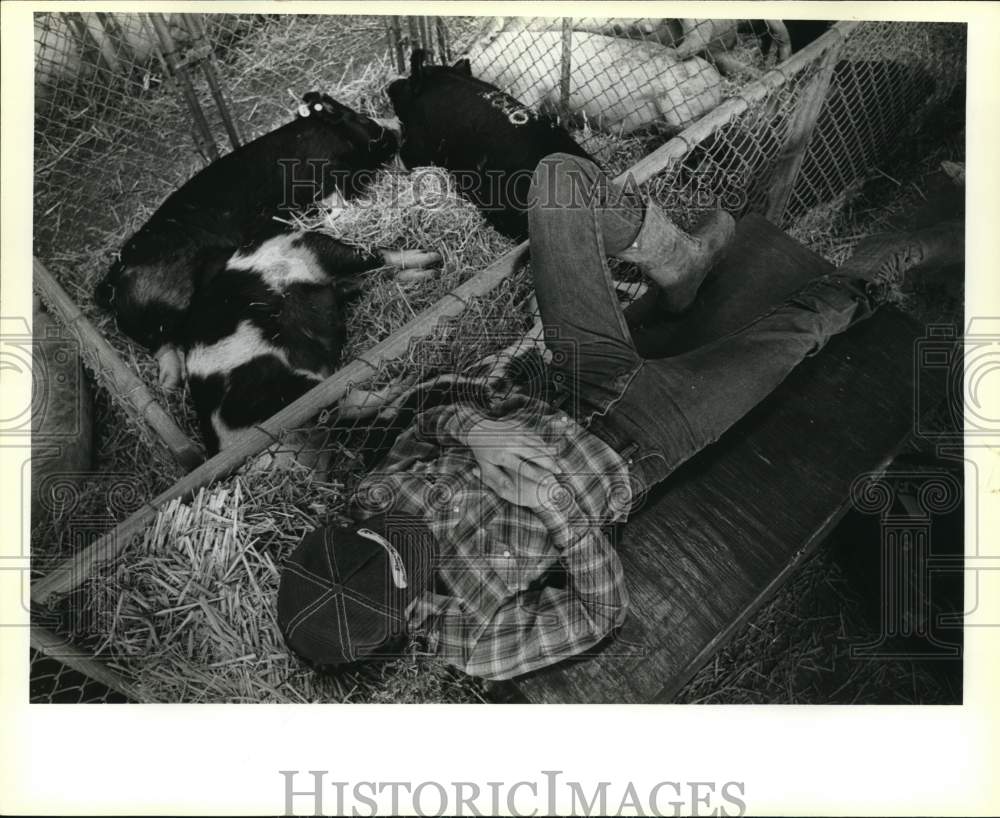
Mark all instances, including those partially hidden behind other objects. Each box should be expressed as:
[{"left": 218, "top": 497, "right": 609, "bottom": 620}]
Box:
[
  {"left": 294, "top": 166, "right": 518, "bottom": 360},
  {"left": 76, "top": 469, "right": 488, "bottom": 703},
  {"left": 786, "top": 186, "right": 861, "bottom": 268}
]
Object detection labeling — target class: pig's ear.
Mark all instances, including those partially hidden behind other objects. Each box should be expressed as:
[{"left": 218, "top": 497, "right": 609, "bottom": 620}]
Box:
[
  {"left": 409, "top": 49, "right": 427, "bottom": 93},
  {"left": 452, "top": 57, "right": 472, "bottom": 76}
]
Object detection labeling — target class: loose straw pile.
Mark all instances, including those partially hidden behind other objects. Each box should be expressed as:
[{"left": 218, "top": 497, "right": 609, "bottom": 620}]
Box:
[{"left": 81, "top": 468, "right": 488, "bottom": 702}]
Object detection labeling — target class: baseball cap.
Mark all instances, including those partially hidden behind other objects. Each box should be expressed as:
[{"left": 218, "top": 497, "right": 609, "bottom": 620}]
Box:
[{"left": 277, "top": 514, "right": 436, "bottom": 671}]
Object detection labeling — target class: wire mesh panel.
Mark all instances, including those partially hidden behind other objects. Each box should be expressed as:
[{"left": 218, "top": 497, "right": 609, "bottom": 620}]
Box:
[
  {"left": 29, "top": 648, "right": 127, "bottom": 704},
  {"left": 454, "top": 17, "right": 765, "bottom": 138},
  {"left": 445, "top": 17, "right": 965, "bottom": 228},
  {"left": 34, "top": 11, "right": 208, "bottom": 505},
  {"left": 786, "top": 22, "right": 965, "bottom": 225},
  {"left": 35, "top": 12, "right": 189, "bottom": 260}
]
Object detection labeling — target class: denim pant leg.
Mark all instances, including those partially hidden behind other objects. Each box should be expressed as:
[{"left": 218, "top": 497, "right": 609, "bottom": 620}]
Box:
[
  {"left": 602, "top": 274, "right": 879, "bottom": 494},
  {"left": 528, "top": 153, "right": 646, "bottom": 422},
  {"left": 528, "top": 153, "right": 880, "bottom": 500}
]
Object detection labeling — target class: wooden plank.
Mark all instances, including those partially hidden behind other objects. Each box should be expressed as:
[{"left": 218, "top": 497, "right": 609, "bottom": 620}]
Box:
[{"left": 516, "top": 218, "right": 936, "bottom": 703}]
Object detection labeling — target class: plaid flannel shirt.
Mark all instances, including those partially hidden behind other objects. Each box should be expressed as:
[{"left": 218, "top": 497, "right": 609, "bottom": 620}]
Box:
[{"left": 355, "top": 393, "right": 633, "bottom": 681}]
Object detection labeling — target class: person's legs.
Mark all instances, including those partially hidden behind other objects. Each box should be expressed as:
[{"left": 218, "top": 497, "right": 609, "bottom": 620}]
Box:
[
  {"left": 527, "top": 153, "right": 647, "bottom": 420},
  {"left": 592, "top": 273, "right": 879, "bottom": 493},
  {"left": 528, "top": 152, "right": 884, "bottom": 499},
  {"left": 596, "top": 219, "right": 965, "bottom": 492},
  {"left": 526, "top": 152, "right": 772, "bottom": 431}
]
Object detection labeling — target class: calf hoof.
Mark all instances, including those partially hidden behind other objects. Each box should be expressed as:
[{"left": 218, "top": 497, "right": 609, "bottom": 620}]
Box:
[
  {"left": 380, "top": 248, "right": 442, "bottom": 269},
  {"left": 155, "top": 344, "right": 186, "bottom": 390},
  {"left": 338, "top": 374, "right": 419, "bottom": 418}
]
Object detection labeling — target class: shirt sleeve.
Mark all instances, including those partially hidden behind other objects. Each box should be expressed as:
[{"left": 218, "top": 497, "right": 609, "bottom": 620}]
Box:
[
  {"left": 420, "top": 402, "right": 488, "bottom": 449},
  {"left": 371, "top": 402, "right": 483, "bottom": 478},
  {"left": 407, "top": 528, "right": 629, "bottom": 681}
]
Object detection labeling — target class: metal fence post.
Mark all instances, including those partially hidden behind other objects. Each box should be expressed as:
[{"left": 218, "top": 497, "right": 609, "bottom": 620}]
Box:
[
  {"left": 419, "top": 16, "right": 434, "bottom": 63},
  {"left": 407, "top": 15, "right": 421, "bottom": 51},
  {"left": 148, "top": 12, "right": 219, "bottom": 163},
  {"left": 560, "top": 18, "right": 573, "bottom": 122},
  {"left": 93, "top": 12, "right": 136, "bottom": 85},
  {"left": 180, "top": 13, "right": 243, "bottom": 150},
  {"left": 764, "top": 29, "right": 848, "bottom": 224},
  {"left": 387, "top": 16, "right": 405, "bottom": 73},
  {"left": 435, "top": 16, "right": 451, "bottom": 64}
]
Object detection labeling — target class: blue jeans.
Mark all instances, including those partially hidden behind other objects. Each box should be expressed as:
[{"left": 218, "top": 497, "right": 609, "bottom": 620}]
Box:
[{"left": 528, "top": 154, "right": 878, "bottom": 498}]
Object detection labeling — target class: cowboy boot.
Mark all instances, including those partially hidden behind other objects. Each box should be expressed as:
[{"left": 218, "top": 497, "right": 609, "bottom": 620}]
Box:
[
  {"left": 839, "top": 219, "right": 964, "bottom": 304},
  {"left": 616, "top": 203, "right": 736, "bottom": 313}
]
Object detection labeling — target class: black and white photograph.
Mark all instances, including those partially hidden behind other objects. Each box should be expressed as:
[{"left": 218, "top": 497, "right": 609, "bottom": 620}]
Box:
[{"left": 2, "top": 1, "right": 998, "bottom": 815}]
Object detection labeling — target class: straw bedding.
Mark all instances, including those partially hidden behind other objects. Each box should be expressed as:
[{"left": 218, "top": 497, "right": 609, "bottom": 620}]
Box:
[{"left": 78, "top": 471, "right": 492, "bottom": 702}]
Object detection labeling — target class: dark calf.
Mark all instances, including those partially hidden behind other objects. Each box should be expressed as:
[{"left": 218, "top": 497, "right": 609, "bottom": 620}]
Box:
[
  {"left": 95, "top": 92, "right": 398, "bottom": 384},
  {"left": 740, "top": 20, "right": 835, "bottom": 59},
  {"left": 387, "top": 50, "right": 591, "bottom": 239},
  {"left": 183, "top": 220, "right": 438, "bottom": 469},
  {"left": 774, "top": 20, "right": 835, "bottom": 54}
]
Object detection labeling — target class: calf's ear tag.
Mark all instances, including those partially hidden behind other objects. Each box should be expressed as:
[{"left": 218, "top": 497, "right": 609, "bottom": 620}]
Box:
[{"left": 298, "top": 104, "right": 311, "bottom": 117}]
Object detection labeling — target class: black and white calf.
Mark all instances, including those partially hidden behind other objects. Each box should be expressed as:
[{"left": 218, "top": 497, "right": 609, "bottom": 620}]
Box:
[
  {"left": 386, "top": 50, "right": 592, "bottom": 240},
  {"left": 95, "top": 92, "right": 398, "bottom": 388},
  {"left": 182, "top": 221, "right": 438, "bottom": 468}
]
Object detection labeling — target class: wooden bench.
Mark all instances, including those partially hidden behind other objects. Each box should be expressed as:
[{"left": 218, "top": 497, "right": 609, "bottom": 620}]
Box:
[{"left": 513, "top": 214, "right": 939, "bottom": 703}]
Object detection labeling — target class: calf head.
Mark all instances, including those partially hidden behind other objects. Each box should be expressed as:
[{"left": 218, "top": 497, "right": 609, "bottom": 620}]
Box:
[
  {"left": 387, "top": 51, "right": 488, "bottom": 169},
  {"left": 95, "top": 255, "right": 191, "bottom": 354},
  {"left": 298, "top": 91, "right": 398, "bottom": 170},
  {"left": 386, "top": 50, "right": 474, "bottom": 120},
  {"left": 94, "top": 232, "right": 231, "bottom": 354}
]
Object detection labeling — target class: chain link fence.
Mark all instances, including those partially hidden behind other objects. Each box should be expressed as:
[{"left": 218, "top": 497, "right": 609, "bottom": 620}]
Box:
[
  {"left": 29, "top": 649, "right": 127, "bottom": 704},
  {"left": 30, "top": 14, "right": 965, "bottom": 702},
  {"left": 457, "top": 18, "right": 768, "bottom": 135},
  {"left": 786, "top": 22, "right": 962, "bottom": 225}
]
